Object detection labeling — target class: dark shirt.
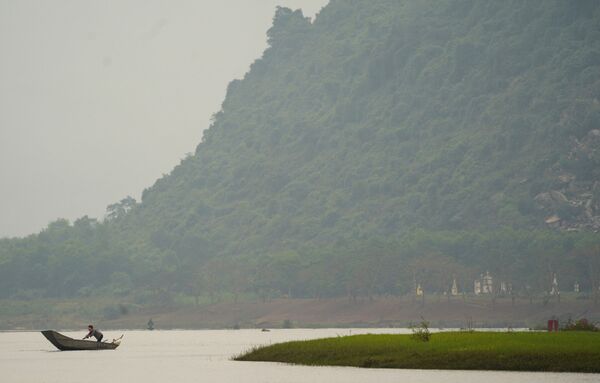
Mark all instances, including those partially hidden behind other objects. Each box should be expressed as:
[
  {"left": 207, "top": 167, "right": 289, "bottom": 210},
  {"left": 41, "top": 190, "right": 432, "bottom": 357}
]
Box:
[{"left": 84, "top": 329, "right": 103, "bottom": 340}]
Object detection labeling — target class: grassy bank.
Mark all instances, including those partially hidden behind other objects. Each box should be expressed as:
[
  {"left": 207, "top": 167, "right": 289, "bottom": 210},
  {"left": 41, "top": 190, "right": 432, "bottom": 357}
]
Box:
[{"left": 235, "top": 332, "right": 600, "bottom": 373}]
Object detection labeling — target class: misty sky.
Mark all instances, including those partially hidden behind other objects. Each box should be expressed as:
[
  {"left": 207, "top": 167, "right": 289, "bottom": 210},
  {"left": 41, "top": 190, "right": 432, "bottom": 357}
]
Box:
[{"left": 0, "top": 0, "right": 328, "bottom": 238}]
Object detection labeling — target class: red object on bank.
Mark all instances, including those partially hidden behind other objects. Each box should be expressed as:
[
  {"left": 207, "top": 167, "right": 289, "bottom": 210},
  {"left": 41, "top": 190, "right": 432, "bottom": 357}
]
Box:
[{"left": 547, "top": 319, "right": 559, "bottom": 332}]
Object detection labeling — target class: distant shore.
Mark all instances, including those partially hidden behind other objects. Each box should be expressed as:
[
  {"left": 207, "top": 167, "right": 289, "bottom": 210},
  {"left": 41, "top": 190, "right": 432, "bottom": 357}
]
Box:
[
  {"left": 1, "top": 295, "right": 598, "bottom": 330},
  {"left": 235, "top": 332, "right": 600, "bottom": 373}
]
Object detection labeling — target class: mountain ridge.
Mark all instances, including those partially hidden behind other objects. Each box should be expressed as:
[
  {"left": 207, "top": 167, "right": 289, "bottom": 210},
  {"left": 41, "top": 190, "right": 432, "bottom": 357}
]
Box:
[{"left": 1, "top": 0, "right": 599, "bottom": 302}]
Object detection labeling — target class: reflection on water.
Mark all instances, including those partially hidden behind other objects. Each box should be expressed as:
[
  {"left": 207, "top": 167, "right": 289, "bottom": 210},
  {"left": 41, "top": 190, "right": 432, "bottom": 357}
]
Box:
[{"left": 0, "top": 329, "right": 597, "bottom": 383}]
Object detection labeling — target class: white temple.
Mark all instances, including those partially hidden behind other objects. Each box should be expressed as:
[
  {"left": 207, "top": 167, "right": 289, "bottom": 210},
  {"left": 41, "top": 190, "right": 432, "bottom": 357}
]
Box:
[
  {"left": 474, "top": 272, "right": 494, "bottom": 295},
  {"left": 550, "top": 273, "right": 559, "bottom": 296},
  {"left": 474, "top": 279, "right": 482, "bottom": 295},
  {"left": 416, "top": 283, "right": 423, "bottom": 296},
  {"left": 451, "top": 278, "right": 459, "bottom": 296},
  {"left": 482, "top": 271, "right": 493, "bottom": 294}
]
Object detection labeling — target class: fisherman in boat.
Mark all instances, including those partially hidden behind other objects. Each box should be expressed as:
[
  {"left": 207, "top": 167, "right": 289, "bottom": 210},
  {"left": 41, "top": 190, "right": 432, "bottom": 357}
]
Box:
[{"left": 83, "top": 325, "right": 103, "bottom": 342}]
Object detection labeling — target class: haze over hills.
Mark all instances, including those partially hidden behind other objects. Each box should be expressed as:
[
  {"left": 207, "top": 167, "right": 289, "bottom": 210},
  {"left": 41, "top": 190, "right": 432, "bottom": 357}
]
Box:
[{"left": 1, "top": 0, "right": 599, "bottom": 308}]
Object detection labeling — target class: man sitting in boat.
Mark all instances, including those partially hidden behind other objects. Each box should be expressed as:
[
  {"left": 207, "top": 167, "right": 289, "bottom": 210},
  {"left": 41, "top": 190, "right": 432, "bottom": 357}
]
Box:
[{"left": 83, "top": 325, "right": 103, "bottom": 342}]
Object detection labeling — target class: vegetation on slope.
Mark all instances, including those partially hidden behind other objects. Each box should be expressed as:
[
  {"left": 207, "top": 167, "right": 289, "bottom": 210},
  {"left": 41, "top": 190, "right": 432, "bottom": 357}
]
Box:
[
  {"left": 236, "top": 332, "right": 600, "bottom": 372},
  {"left": 1, "top": 1, "right": 600, "bottom": 305}
]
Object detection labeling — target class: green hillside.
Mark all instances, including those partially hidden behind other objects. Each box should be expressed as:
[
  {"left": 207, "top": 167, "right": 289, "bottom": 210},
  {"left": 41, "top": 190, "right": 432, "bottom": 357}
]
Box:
[{"left": 1, "top": 0, "right": 599, "bottom": 303}]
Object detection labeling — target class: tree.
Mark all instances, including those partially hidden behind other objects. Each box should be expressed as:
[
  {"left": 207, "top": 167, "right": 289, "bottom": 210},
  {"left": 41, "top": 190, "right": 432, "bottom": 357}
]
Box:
[{"left": 105, "top": 196, "right": 137, "bottom": 221}]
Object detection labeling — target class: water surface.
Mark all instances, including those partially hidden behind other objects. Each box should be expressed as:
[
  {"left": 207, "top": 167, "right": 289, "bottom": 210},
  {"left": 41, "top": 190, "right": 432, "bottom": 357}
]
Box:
[{"left": 0, "top": 329, "right": 596, "bottom": 383}]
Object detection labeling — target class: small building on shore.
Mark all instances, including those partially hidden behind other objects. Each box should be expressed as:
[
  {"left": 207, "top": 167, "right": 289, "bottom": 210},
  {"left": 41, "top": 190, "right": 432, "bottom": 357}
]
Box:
[
  {"left": 451, "top": 278, "right": 459, "bottom": 296},
  {"left": 550, "top": 273, "right": 559, "bottom": 296},
  {"left": 416, "top": 283, "right": 423, "bottom": 296},
  {"left": 475, "top": 272, "right": 494, "bottom": 295},
  {"left": 482, "top": 272, "right": 493, "bottom": 294}
]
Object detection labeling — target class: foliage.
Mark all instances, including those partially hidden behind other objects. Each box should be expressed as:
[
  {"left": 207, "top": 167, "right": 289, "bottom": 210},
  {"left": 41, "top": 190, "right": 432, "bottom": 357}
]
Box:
[
  {"left": 235, "top": 332, "right": 600, "bottom": 372},
  {"left": 1, "top": 0, "right": 600, "bottom": 303},
  {"left": 562, "top": 318, "right": 598, "bottom": 332},
  {"left": 410, "top": 317, "right": 431, "bottom": 342}
]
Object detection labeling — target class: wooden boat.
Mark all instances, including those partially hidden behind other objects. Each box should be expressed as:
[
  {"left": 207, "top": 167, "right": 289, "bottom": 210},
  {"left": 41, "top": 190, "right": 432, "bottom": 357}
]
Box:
[{"left": 41, "top": 330, "right": 121, "bottom": 351}]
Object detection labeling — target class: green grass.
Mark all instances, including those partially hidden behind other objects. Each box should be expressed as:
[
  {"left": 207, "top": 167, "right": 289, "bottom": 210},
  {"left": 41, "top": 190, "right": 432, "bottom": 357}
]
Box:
[{"left": 235, "top": 332, "right": 600, "bottom": 372}]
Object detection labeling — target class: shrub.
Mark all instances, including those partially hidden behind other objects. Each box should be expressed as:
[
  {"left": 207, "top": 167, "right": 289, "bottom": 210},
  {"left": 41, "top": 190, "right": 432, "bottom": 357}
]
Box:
[
  {"left": 562, "top": 318, "right": 598, "bottom": 332},
  {"left": 411, "top": 317, "right": 431, "bottom": 342}
]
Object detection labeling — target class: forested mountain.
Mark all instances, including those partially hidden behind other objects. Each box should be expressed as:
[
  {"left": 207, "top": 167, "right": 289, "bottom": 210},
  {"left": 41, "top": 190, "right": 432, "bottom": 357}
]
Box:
[{"left": 2, "top": 0, "right": 600, "bottom": 303}]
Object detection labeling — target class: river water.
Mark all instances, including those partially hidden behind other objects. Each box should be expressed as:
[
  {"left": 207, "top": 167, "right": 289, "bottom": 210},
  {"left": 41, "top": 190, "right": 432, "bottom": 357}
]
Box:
[{"left": 0, "top": 329, "right": 596, "bottom": 383}]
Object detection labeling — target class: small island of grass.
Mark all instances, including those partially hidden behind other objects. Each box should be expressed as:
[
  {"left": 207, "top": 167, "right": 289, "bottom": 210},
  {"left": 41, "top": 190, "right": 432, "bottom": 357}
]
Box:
[{"left": 235, "top": 332, "right": 600, "bottom": 373}]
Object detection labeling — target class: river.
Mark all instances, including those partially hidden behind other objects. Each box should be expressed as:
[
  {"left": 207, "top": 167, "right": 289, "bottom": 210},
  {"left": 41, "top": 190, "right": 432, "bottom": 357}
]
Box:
[{"left": 0, "top": 329, "right": 596, "bottom": 383}]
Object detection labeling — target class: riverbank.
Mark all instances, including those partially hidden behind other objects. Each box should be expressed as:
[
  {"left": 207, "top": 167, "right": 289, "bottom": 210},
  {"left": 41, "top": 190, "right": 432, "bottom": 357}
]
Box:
[
  {"left": 1, "top": 295, "right": 598, "bottom": 330},
  {"left": 235, "top": 332, "right": 600, "bottom": 373}
]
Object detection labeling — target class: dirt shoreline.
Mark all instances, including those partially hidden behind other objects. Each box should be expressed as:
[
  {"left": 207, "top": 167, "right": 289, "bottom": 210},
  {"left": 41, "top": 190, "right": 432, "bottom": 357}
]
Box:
[
  {"left": 101, "top": 296, "right": 600, "bottom": 330},
  {"left": 2, "top": 296, "right": 598, "bottom": 331}
]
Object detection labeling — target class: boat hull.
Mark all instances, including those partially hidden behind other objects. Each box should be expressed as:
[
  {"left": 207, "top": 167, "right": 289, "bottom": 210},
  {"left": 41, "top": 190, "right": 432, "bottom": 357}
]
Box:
[{"left": 41, "top": 330, "right": 120, "bottom": 351}]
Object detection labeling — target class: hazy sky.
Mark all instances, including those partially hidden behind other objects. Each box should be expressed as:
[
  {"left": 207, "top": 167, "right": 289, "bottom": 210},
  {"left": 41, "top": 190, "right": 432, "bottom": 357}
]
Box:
[{"left": 0, "top": 0, "right": 328, "bottom": 238}]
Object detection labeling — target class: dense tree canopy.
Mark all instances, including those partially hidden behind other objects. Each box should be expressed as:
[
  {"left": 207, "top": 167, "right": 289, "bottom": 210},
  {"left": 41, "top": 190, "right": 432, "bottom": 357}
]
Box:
[{"left": 1, "top": 0, "right": 599, "bottom": 302}]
